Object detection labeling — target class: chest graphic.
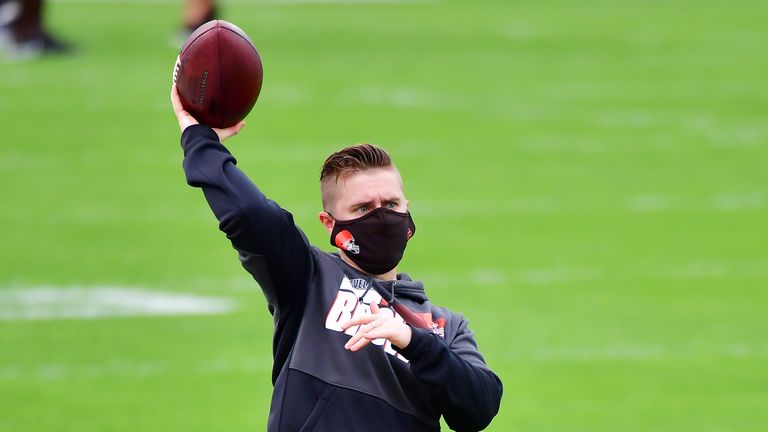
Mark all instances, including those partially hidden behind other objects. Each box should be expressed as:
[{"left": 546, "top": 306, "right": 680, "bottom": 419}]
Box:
[
  {"left": 324, "top": 277, "right": 410, "bottom": 363},
  {"left": 324, "top": 277, "right": 447, "bottom": 363}
]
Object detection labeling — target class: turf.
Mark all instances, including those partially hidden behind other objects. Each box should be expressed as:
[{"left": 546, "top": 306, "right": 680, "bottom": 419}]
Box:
[{"left": 1, "top": 0, "right": 767, "bottom": 430}]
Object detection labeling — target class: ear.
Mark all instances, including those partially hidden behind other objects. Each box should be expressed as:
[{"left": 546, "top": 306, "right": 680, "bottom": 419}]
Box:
[{"left": 318, "top": 211, "right": 335, "bottom": 234}]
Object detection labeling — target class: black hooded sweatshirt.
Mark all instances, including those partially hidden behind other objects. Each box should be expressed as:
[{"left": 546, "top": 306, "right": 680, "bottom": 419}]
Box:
[{"left": 180, "top": 125, "right": 503, "bottom": 431}]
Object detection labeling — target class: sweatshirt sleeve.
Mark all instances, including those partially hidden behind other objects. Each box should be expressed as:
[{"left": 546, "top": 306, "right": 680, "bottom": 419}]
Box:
[
  {"left": 180, "top": 125, "right": 312, "bottom": 309},
  {"left": 395, "top": 320, "right": 503, "bottom": 432}
]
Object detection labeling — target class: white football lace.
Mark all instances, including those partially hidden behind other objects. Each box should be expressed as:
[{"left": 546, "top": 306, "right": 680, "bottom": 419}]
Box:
[{"left": 172, "top": 55, "right": 181, "bottom": 84}]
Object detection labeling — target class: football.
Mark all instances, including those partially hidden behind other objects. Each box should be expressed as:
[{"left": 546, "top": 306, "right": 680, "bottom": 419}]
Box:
[{"left": 173, "top": 20, "right": 263, "bottom": 128}]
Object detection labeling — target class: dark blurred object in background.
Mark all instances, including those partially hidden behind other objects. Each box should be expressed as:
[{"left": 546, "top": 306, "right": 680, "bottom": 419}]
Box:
[
  {"left": 172, "top": 0, "right": 217, "bottom": 49},
  {"left": 0, "top": 0, "right": 71, "bottom": 60},
  {"left": 182, "top": 0, "right": 217, "bottom": 37}
]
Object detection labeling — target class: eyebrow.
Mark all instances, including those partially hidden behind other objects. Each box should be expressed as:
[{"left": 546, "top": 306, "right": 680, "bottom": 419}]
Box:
[{"left": 349, "top": 197, "right": 401, "bottom": 210}]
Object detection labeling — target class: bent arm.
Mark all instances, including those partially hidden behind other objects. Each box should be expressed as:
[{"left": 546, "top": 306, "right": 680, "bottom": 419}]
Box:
[
  {"left": 180, "top": 124, "right": 312, "bottom": 308},
  {"left": 395, "top": 321, "right": 503, "bottom": 432}
]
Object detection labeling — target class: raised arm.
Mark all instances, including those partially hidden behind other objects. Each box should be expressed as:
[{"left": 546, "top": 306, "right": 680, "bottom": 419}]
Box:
[{"left": 171, "top": 85, "right": 312, "bottom": 310}]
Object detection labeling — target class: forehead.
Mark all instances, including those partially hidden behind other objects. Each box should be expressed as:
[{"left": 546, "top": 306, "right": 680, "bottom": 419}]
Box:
[{"left": 335, "top": 167, "right": 404, "bottom": 203}]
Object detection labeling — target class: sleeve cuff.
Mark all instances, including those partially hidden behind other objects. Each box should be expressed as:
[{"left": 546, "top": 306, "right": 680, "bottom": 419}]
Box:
[
  {"left": 180, "top": 124, "right": 219, "bottom": 152},
  {"left": 394, "top": 326, "right": 436, "bottom": 362}
]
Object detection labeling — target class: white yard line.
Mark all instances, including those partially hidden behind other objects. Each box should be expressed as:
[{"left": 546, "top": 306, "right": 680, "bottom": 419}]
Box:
[
  {"left": 0, "top": 355, "right": 273, "bottom": 381},
  {"left": 0, "top": 286, "right": 234, "bottom": 320},
  {"left": 711, "top": 192, "right": 765, "bottom": 211}
]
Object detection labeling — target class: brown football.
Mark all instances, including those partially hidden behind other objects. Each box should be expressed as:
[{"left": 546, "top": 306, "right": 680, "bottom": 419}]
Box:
[{"left": 173, "top": 20, "right": 263, "bottom": 129}]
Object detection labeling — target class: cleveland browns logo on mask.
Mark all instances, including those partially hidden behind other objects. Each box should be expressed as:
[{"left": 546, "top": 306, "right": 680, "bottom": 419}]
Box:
[
  {"left": 329, "top": 208, "right": 416, "bottom": 275},
  {"left": 334, "top": 230, "right": 360, "bottom": 254}
]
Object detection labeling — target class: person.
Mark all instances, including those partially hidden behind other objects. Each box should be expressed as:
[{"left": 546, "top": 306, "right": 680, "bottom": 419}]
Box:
[
  {"left": 182, "top": 0, "right": 216, "bottom": 33},
  {"left": 170, "top": 85, "right": 503, "bottom": 431},
  {"left": 0, "top": 0, "right": 70, "bottom": 60}
]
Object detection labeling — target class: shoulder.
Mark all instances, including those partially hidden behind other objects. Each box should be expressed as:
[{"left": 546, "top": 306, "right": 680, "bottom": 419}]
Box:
[
  {"left": 310, "top": 246, "right": 343, "bottom": 266},
  {"left": 422, "top": 303, "right": 472, "bottom": 343}
]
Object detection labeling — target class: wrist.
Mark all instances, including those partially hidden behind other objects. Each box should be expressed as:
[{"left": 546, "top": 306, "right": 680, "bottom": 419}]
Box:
[
  {"left": 392, "top": 323, "right": 413, "bottom": 350},
  {"left": 393, "top": 326, "right": 436, "bottom": 362}
]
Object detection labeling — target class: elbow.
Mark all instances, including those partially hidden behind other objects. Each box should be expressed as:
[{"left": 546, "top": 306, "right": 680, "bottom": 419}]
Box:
[
  {"left": 449, "top": 373, "right": 503, "bottom": 432},
  {"left": 218, "top": 199, "right": 294, "bottom": 251},
  {"left": 182, "top": 158, "right": 219, "bottom": 188},
  {"left": 218, "top": 207, "right": 249, "bottom": 239},
  {"left": 483, "top": 374, "right": 504, "bottom": 427},
  {"left": 449, "top": 408, "right": 499, "bottom": 432},
  {"left": 474, "top": 386, "right": 503, "bottom": 431}
]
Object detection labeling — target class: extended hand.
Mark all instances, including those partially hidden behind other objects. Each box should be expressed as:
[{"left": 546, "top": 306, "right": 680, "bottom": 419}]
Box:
[
  {"left": 341, "top": 302, "right": 412, "bottom": 352},
  {"left": 170, "top": 84, "right": 245, "bottom": 142}
]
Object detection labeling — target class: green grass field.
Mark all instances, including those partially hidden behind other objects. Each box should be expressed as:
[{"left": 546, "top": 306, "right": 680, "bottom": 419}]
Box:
[{"left": 1, "top": 0, "right": 767, "bottom": 430}]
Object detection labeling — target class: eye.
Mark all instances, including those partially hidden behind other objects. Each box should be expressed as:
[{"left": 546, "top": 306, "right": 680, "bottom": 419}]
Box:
[
  {"left": 357, "top": 205, "right": 369, "bottom": 213},
  {"left": 386, "top": 202, "right": 397, "bottom": 209}
]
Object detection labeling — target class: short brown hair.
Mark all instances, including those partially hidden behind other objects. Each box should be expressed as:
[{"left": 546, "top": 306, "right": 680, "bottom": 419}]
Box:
[{"left": 320, "top": 144, "right": 394, "bottom": 210}]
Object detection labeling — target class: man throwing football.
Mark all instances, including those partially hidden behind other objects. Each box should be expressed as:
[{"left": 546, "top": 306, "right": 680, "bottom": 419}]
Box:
[{"left": 171, "top": 85, "right": 502, "bottom": 431}]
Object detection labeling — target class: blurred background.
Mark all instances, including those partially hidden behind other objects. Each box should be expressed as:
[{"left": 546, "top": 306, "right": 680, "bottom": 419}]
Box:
[{"left": 1, "top": 0, "right": 767, "bottom": 430}]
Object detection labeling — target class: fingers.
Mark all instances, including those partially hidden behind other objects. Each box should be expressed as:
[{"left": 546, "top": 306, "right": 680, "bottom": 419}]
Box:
[
  {"left": 170, "top": 84, "right": 182, "bottom": 112},
  {"left": 170, "top": 84, "right": 189, "bottom": 117},
  {"left": 340, "top": 312, "right": 376, "bottom": 331},
  {"left": 344, "top": 323, "right": 372, "bottom": 350},
  {"left": 342, "top": 303, "right": 380, "bottom": 351},
  {"left": 170, "top": 84, "right": 199, "bottom": 132},
  {"left": 342, "top": 302, "right": 394, "bottom": 352},
  {"left": 347, "top": 334, "right": 373, "bottom": 351},
  {"left": 213, "top": 120, "right": 246, "bottom": 142},
  {"left": 342, "top": 301, "right": 404, "bottom": 352},
  {"left": 345, "top": 320, "right": 381, "bottom": 351},
  {"left": 346, "top": 320, "right": 401, "bottom": 352},
  {"left": 362, "top": 320, "right": 399, "bottom": 342}
]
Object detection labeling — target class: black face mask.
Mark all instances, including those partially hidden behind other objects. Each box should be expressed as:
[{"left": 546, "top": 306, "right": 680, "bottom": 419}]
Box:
[{"left": 329, "top": 207, "right": 416, "bottom": 275}]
